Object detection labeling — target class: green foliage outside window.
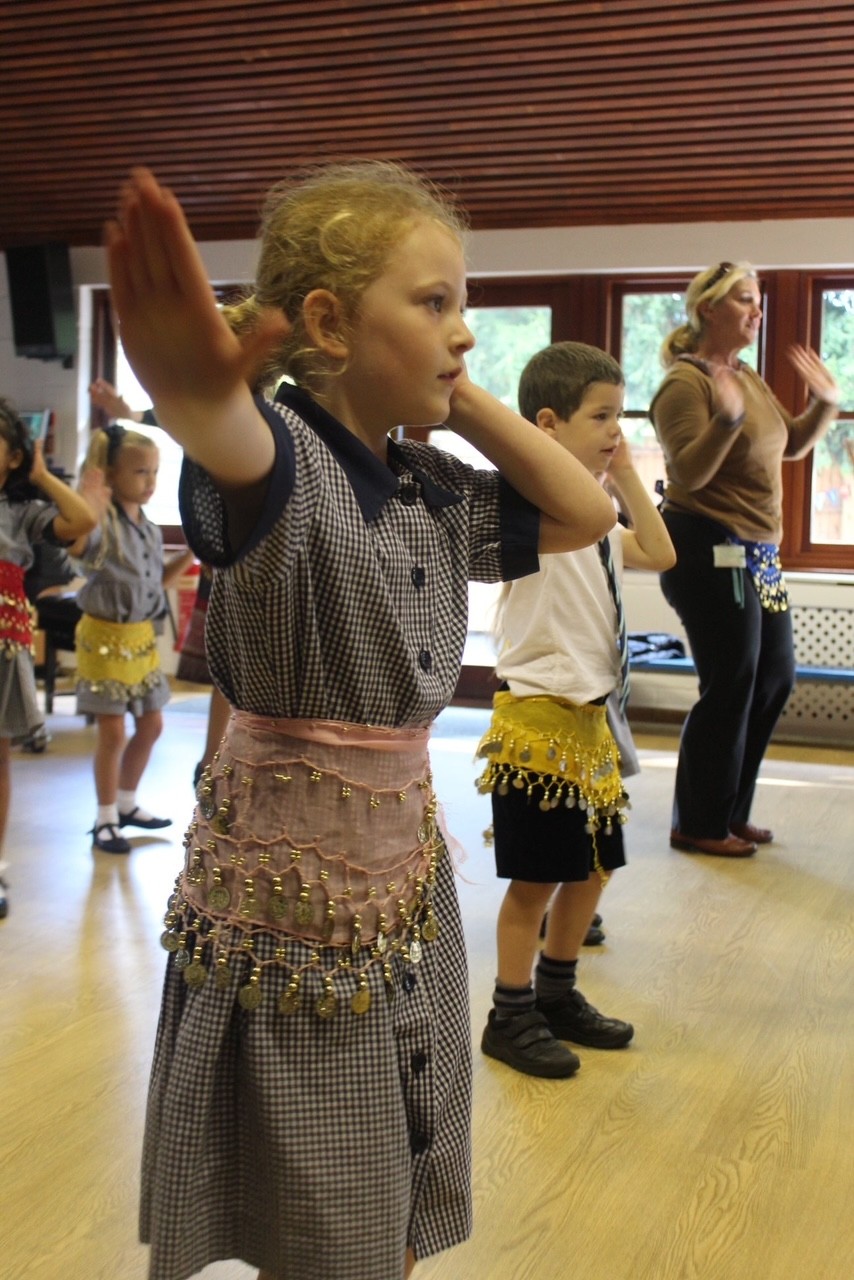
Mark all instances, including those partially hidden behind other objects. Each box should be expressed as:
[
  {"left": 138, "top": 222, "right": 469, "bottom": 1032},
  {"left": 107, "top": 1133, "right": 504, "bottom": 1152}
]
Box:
[{"left": 464, "top": 306, "right": 552, "bottom": 411}]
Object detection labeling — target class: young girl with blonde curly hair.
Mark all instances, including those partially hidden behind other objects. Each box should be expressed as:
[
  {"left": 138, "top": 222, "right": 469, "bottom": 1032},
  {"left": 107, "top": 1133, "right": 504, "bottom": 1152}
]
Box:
[{"left": 106, "top": 160, "right": 616, "bottom": 1280}]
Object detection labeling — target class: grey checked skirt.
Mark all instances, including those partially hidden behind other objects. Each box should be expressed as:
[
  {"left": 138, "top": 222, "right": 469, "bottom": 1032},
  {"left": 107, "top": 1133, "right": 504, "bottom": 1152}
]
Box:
[{"left": 140, "top": 848, "right": 472, "bottom": 1280}]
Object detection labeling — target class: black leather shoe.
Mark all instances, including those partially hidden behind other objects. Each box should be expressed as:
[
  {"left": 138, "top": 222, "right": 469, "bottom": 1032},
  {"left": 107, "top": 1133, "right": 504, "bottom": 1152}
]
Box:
[
  {"left": 118, "top": 807, "right": 172, "bottom": 830},
  {"left": 537, "top": 988, "right": 634, "bottom": 1049},
  {"left": 481, "top": 1008, "right": 580, "bottom": 1078},
  {"left": 91, "top": 823, "right": 132, "bottom": 854},
  {"left": 0, "top": 876, "right": 8, "bottom": 918}
]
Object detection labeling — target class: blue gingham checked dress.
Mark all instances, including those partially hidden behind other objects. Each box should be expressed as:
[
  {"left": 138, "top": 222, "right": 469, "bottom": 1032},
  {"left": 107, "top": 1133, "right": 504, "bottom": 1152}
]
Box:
[{"left": 139, "top": 383, "right": 540, "bottom": 1280}]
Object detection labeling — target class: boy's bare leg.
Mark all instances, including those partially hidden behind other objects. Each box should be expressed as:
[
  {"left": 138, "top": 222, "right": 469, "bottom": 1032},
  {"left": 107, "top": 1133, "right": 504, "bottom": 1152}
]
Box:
[
  {"left": 496, "top": 878, "right": 557, "bottom": 984},
  {"left": 542, "top": 872, "right": 604, "bottom": 960}
]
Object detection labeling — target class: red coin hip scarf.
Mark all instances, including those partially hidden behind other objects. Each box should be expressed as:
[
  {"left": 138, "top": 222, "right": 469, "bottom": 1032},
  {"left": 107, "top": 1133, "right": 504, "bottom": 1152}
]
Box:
[{"left": 0, "top": 561, "right": 35, "bottom": 656}]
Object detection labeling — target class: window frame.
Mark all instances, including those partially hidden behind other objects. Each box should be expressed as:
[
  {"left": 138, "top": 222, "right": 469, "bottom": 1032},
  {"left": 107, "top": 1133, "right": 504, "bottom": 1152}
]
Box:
[{"left": 93, "top": 270, "right": 854, "bottom": 573}]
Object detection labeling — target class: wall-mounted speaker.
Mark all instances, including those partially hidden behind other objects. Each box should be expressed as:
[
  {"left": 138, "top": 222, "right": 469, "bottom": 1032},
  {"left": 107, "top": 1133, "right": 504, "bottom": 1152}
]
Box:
[{"left": 4, "top": 242, "right": 76, "bottom": 363}]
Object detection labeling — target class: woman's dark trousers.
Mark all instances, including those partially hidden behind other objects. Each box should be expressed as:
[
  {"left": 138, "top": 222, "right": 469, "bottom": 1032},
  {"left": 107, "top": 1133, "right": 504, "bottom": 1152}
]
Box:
[{"left": 659, "top": 511, "right": 795, "bottom": 838}]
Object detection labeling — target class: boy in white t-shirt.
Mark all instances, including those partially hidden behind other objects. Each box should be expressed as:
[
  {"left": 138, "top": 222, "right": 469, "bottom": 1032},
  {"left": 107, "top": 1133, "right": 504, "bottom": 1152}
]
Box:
[{"left": 477, "top": 342, "right": 675, "bottom": 1079}]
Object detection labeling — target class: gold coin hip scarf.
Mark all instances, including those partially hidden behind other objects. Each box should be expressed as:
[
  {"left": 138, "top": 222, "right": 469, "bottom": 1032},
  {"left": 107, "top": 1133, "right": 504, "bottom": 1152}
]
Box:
[
  {"left": 161, "top": 712, "right": 443, "bottom": 1017},
  {"left": 75, "top": 613, "right": 162, "bottom": 699},
  {"left": 475, "top": 691, "right": 630, "bottom": 836},
  {"left": 0, "top": 561, "right": 35, "bottom": 657}
]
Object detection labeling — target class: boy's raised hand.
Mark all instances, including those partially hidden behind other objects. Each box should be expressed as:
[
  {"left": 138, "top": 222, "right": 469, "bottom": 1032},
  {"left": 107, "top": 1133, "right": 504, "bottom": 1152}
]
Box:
[{"left": 105, "top": 169, "right": 288, "bottom": 424}]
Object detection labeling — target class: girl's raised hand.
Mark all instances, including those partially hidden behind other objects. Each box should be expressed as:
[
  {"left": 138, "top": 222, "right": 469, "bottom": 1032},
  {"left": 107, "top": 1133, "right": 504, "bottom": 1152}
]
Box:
[
  {"left": 78, "top": 465, "right": 113, "bottom": 523},
  {"left": 27, "top": 439, "right": 48, "bottom": 488},
  {"left": 106, "top": 169, "right": 288, "bottom": 423}
]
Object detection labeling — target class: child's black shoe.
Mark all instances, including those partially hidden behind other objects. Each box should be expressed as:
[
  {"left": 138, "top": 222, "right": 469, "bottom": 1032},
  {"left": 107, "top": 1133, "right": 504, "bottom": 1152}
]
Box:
[
  {"left": 118, "top": 807, "right": 172, "bottom": 830},
  {"left": 536, "top": 988, "right": 633, "bottom": 1049},
  {"left": 481, "top": 1008, "right": 580, "bottom": 1079},
  {"left": 91, "top": 823, "right": 132, "bottom": 854}
]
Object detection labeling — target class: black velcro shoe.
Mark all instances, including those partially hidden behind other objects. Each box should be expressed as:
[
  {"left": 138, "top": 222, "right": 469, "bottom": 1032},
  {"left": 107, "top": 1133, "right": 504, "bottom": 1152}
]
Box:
[
  {"left": 91, "top": 823, "right": 132, "bottom": 854},
  {"left": 537, "top": 988, "right": 634, "bottom": 1049},
  {"left": 118, "top": 807, "right": 172, "bottom": 830},
  {"left": 481, "top": 1009, "right": 581, "bottom": 1079}
]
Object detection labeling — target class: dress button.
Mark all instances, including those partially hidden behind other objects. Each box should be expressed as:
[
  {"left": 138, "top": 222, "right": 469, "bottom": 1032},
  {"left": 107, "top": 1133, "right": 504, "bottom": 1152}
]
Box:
[
  {"left": 418, "top": 650, "right": 432, "bottom": 672},
  {"left": 410, "top": 1133, "right": 429, "bottom": 1156},
  {"left": 411, "top": 566, "right": 426, "bottom": 588},
  {"left": 398, "top": 484, "right": 418, "bottom": 505},
  {"left": 411, "top": 1050, "right": 427, "bottom": 1074}
]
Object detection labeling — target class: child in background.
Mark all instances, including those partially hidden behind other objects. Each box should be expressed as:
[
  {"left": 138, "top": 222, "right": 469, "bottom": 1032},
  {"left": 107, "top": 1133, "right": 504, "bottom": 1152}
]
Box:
[
  {"left": 0, "top": 398, "right": 97, "bottom": 916},
  {"left": 74, "top": 424, "right": 194, "bottom": 854},
  {"left": 477, "top": 342, "right": 676, "bottom": 1079},
  {"left": 105, "top": 163, "right": 615, "bottom": 1280},
  {"left": 89, "top": 378, "right": 232, "bottom": 787}
]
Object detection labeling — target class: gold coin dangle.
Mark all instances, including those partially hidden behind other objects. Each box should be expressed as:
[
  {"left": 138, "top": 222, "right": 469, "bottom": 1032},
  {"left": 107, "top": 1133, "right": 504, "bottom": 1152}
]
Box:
[{"left": 351, "top": 977, "right": 372, "bottom": 1016}]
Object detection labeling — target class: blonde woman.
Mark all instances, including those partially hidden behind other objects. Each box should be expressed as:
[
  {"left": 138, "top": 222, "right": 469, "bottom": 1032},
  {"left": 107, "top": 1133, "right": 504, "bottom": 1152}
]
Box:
[{"left": 650, "top": 262, "right": 839, "bottom": 858}]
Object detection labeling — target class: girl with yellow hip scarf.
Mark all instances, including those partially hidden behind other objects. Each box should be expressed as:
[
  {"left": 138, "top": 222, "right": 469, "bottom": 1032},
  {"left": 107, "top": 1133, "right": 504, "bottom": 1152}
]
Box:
[
  {"left": 104, "top": 162, "right": 615, "bottom": 1280},
  {"left": 74, "top": 424, "right": 194, "bottom": 854},
  {"left": 0, "top": 397, "right": 97, "bottom": 917}
]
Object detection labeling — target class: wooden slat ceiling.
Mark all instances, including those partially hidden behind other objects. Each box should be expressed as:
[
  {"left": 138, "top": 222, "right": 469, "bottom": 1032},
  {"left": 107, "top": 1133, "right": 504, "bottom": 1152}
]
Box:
[{"left": 2, "top": 0, "right": 854, "bottom": 249}]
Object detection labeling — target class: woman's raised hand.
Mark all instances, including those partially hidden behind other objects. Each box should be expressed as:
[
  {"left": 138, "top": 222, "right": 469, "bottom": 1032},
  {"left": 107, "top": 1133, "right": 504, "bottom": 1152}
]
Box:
[{"left": 787, "top": 344, "right": 841, "bottom": 406}]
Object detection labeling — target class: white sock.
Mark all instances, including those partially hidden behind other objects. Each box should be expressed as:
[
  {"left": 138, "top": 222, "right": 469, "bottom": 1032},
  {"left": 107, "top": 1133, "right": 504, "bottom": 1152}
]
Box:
[
  {"left": 117, "top": 790, "right": 137, "bottom": 815},
  {"left": 97, "top": 804, "right": 119, "bottom": 828}
]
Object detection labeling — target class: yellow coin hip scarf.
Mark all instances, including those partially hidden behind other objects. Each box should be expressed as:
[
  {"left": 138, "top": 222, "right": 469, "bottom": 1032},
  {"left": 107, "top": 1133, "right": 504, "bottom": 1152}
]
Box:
[
  {"left": 475, "top": 691, "right": 630, "bottom": 876},
  {"left": 161, "top": 712, "right": 444, "bottom": 1018},
  {"left": 75, "top": 613, "right": 162, "bottom": 699}
]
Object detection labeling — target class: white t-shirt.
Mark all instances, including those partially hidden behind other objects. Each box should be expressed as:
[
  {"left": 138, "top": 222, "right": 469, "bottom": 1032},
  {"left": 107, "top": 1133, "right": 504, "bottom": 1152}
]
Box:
[{"left": 495, "top": 528, "right": 625, "bottom": 704}]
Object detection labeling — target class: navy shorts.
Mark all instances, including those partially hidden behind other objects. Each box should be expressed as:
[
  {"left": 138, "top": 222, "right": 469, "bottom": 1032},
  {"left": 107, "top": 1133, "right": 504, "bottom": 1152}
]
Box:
[{"left": 491, "top": 774, "right": 627, "bottom": 883}]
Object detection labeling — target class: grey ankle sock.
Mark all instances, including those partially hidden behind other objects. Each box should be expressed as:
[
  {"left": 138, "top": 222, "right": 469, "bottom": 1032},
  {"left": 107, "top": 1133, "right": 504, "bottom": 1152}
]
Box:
[
  {"left": 535, "top": 955, "right": 578, "bottom": 1003},
  {"left": 492, "top": 982, "right": 536, "bottom": 1021}
]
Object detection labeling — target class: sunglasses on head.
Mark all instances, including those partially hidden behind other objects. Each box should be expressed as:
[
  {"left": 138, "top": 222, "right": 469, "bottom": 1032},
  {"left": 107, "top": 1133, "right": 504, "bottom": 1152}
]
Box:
[{"left": 704, "top": 262, "right": 735, "bottom": 291}]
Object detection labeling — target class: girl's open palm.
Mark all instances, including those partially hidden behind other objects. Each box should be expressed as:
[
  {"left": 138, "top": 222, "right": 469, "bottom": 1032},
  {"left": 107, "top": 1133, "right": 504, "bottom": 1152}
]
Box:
[
  {"left": 27, "top": 439, "right": 49, "bottom": 489},
  {"left": 106, "top": 169, "right": 287, "bottom": 420},
  {"left": 78, "top": 465, "right": 113, "bottom": 523}
]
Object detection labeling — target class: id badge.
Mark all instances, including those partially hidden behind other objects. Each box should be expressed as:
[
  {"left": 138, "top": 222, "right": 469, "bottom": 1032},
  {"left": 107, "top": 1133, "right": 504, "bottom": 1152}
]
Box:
[{"left": 713, "top": 542, "right": 746, "bottom": 568}]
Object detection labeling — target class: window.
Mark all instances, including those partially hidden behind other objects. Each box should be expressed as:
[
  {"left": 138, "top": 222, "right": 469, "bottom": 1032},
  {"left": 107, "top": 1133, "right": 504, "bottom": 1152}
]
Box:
[
  {"left": 113, "top": 342, "right": 183, "bottom": 529},
  {"left": 92, "top": 272, "right": 853, "bottom": 574},
  {"left": 427, "top": 302, "right": 553, "bottom": 643},
  {"left": 613, "top": 281, "right": 762, "bottom": 501},
  {"left": 811, "top": 287, "right": 854, "bottom": 547}
]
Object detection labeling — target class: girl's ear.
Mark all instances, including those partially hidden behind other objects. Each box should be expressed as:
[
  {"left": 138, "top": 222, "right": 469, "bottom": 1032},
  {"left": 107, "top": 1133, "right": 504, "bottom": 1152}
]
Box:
[
  {"left": 303, "top": 289, "right": 349, "bottom": 360},
  {"left": 7, "top": 448, "right": 25, "bottom": 472}
]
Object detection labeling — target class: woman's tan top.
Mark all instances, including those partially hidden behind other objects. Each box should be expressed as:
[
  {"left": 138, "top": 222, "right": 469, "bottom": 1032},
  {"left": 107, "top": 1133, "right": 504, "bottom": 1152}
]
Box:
[{"left": 650, "top": 357, "right": 834, "bottom": 542}]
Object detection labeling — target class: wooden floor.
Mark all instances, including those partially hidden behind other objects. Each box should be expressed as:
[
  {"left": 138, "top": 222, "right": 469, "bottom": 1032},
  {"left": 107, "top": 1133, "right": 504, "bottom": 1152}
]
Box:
[{"left": 2, "top": 691, "right": 853, "bottom": 1280}]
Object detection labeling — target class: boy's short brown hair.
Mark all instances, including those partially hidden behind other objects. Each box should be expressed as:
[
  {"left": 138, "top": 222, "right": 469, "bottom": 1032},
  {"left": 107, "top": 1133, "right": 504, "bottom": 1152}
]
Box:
[{"left": 518, "top": 341, "right": 623, "bottom": 424}]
